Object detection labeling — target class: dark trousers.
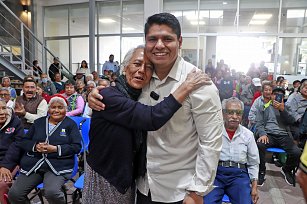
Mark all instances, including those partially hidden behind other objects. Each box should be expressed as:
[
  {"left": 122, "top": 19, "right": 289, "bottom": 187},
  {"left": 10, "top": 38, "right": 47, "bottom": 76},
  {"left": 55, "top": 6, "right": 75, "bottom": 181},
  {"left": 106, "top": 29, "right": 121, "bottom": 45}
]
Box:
[
  {"left": 257, "top": 133, "right": 301, "bottom": 173},
  {"left": 204, "top": 166, "right": 252, "bottom": 204},
  {"left": 137, "top": 190, "right": 183, "bottom": 204},
  {"left": 8, "top": 171, "right": 68, "bottom": 204}
]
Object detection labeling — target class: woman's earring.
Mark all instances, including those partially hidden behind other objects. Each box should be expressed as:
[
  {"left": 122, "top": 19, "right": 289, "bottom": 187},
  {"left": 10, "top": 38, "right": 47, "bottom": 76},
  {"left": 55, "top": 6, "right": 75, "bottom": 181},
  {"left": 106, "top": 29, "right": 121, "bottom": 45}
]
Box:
[{"left": 122, "top": 71, "right": 126, "bottom": 75}]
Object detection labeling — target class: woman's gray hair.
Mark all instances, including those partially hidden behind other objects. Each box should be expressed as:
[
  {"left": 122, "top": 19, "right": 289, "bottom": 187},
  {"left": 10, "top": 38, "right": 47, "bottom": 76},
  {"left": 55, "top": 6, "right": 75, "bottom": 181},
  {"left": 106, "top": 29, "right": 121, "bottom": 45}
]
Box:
[
  {"left": 300, "top": 80, "right": 307, "bottom": 91},
  {"left": 0, "top": 87, "right": 10, "bottom": 94},
  {"left": 222, "top": 97, "right": 244, "bottom": 111},
  {"left": 120, "top": 45, "right": 145, "bottom": 74},
  {"left": 87, "top": 80, "right": 96, "bottom": 87},
  {"left": 48, "top": 97, "right": 67, "bottom": 109}
]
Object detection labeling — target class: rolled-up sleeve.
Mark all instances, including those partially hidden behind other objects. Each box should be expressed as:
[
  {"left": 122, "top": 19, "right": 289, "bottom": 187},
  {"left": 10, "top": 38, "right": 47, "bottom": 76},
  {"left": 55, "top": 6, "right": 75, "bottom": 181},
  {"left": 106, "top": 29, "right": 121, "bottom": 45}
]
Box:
[{"left": 186, "top": 84, "right": 223, "bottom": 196}]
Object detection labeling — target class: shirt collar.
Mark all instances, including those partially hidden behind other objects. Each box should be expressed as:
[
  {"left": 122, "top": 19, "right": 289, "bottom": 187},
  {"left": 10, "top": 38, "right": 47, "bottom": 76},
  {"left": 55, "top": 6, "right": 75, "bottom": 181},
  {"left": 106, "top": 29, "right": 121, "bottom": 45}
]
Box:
[
  {"left": 222, "top": 125, "right": 242, "bottom": 140},
  {"left": 152, "top": 55, "right": 182, "bottom": 82}
]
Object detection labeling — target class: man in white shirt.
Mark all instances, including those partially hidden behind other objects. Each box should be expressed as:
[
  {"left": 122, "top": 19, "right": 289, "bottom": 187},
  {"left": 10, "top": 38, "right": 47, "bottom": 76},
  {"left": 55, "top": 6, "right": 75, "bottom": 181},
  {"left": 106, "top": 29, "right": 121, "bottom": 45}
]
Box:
[
  {"left": 89, "top": 13, "right": 223, "bottom": 204},
  {"left": 102, "top": 54, "right": 119, "bottom": 74},
  {"left": 204, "top": 97, "right": 259, "bottom": 204}
]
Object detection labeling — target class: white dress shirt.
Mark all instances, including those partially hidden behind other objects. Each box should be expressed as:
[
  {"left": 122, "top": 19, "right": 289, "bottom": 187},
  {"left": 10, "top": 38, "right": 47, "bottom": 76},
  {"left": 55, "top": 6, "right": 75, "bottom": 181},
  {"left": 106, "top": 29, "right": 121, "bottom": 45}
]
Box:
[
  {"left": 137, "top": 56, "right": 223, "bottom": 202},
  {"left": 220, "top": 125, "right": 260, "bottom": 180}
]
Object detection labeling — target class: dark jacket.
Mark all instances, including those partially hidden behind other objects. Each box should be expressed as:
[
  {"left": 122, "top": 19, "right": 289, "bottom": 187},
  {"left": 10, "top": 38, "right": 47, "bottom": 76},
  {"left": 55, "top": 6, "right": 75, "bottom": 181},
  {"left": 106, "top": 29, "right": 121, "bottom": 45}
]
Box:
[
  {"left": 0, "top": 109, "right": 23, "bottom": 170},
  {"left": 18, "top": 116, "right": 82, "bottom": 176},
  {"left": 88, "top": 87, "right": 182, "bottom": 194}
]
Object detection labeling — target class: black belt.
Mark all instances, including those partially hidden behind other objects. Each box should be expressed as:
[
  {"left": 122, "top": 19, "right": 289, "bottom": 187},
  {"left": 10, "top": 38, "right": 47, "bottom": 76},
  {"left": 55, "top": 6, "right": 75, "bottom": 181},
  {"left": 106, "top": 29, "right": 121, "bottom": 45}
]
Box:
[{"left": 218, "top": 161, "right": 246, "bottom": 169}]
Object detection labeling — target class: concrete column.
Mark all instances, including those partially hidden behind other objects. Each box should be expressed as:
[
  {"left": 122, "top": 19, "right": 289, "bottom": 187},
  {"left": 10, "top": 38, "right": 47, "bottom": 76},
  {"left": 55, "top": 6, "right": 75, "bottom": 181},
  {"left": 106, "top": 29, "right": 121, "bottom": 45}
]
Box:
[{"left": 89, "top": 0, "right": 95, "bottom": 72}]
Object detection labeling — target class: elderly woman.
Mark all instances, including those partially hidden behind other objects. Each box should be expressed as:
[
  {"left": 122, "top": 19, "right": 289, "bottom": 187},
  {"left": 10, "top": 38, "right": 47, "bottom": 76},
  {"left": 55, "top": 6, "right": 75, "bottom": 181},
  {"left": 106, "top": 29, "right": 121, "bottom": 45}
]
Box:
[
  {"left": 0, "top": 99, "right": 23, "bottom": 204},
  {"left": 8, "top": 97, "right": 82, "bottom": 204},
  {"left": 83, "top": 45, "right": 206, "bottom": 203},
  {"left": 286, "top": 80, "right": 307, "bottom": 141}
]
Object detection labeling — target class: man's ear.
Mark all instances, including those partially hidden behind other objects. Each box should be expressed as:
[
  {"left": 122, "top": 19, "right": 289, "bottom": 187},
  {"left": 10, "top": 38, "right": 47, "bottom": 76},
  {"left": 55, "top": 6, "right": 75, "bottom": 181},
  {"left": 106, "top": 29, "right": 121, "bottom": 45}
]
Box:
[{"left": 178, "top": 36, "right": 182, "bottom": 49}]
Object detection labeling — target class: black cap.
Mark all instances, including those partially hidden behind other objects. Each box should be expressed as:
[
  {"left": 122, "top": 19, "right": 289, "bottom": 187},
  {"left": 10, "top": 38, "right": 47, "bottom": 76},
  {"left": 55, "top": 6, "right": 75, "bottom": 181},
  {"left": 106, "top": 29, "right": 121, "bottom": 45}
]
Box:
[{"left": 272, "top": 86, "right": 285, "bottom": 95}]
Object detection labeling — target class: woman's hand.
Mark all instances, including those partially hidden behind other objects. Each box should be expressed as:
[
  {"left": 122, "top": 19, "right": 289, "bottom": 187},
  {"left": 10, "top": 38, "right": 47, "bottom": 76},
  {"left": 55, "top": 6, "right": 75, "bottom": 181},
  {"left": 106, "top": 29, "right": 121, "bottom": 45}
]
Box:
[
  {"left": 0, "top": 167, "right": 12, "bottom": 182},
  {"left": 36, "top": 143, "right": 57, "bottom": 153},
  {"left": 183, "top": 68, "right": 212, "bottom": 92},
  {"left": 88, "top": 86, "right": 105, "bottom": 111}
]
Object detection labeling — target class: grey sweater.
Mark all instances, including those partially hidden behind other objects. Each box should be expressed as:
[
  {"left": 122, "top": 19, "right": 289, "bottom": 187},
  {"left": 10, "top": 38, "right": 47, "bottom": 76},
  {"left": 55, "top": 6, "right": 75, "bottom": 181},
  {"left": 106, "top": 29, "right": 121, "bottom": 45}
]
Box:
[{"left": 255, "top": 103, "right": 295, "bottom": 137}]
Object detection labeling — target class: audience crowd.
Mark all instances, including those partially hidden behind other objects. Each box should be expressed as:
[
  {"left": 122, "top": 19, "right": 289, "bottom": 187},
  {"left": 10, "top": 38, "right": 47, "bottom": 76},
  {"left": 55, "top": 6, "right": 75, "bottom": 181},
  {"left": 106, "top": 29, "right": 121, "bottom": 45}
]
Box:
[{"left": 0, "top": 51, "right": 306, "bottom": 203}]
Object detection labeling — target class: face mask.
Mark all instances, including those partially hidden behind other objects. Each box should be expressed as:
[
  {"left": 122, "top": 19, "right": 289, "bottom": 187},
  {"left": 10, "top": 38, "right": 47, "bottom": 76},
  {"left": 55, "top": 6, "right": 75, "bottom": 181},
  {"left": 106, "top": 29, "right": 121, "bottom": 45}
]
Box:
[{"left": 42, "top": 78, "right": 48, "bottom": 83}]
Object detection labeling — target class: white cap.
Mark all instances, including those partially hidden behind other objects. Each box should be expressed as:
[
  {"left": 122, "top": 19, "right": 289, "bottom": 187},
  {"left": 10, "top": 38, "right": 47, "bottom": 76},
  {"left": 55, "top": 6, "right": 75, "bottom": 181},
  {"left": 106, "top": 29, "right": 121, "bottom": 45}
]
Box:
[{"left": 252, "top": 78, "right": 261, "bottom": 87}]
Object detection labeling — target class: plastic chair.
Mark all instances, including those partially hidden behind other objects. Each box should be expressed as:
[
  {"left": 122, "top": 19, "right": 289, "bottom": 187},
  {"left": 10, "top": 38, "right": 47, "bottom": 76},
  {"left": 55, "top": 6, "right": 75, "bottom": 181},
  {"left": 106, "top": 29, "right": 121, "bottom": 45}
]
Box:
[
  {"left": 30, "top": 154, "right": 79, "bottom": 204},
  {"left": 69, "top": 116, "right": 90, "bottom": 152},
  {"left": 222, "top": 194, "right": 230, "bottom": 203},
  {"left": 72, "top": 173, "right": 84, "bottom": 203},
  {"left": 266, "top": 147, "right": 286, "bottom": 153}
]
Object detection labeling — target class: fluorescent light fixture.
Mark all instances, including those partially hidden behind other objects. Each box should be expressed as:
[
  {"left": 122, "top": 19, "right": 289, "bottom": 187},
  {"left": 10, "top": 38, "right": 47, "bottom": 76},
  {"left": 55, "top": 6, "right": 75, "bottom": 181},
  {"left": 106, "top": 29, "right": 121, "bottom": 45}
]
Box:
[
  {"left": 190, "top": 21, "right": 205, "bottom": 25},
  {"left": 171, "top": 11, "right": 182, "bottom": 17},
  {"left": 122, "top": 27, "right": 135, "bottom": 31},
  {"left": 99, "top": 18, "right": 116, "bottom": 23},
  {"left": 199, "top": 10, "right": 223, "bottom": 19},
  {"left": 223, "top": 2, "right": 228, "bottom": 5},
  {"left": 287, "top": 9, "right": 305, "bottom": 18},
  {"left": 249, "top": 20, "right": 267, "bottom": 25},
  {"left": 252, "top": 14, "right": 272, "bottom": 20}
]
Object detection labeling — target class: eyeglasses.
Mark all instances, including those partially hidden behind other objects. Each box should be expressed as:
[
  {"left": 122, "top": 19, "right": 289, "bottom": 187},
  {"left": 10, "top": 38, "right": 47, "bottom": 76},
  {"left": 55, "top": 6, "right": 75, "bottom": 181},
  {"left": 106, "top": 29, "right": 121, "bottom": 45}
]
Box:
[
  {"left": 223, "top": 109, "right": 243, "bottom": 115},
  {"left": 0, "top": 94, "right": 9, "bottom": 97}
]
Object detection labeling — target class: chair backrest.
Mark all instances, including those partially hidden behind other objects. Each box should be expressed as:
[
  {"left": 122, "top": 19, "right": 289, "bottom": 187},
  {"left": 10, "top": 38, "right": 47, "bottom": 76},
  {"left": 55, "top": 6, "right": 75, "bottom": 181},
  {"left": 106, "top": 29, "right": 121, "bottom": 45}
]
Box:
[{"left": 69, "top": 116, "right": 90, "bottom": 152}]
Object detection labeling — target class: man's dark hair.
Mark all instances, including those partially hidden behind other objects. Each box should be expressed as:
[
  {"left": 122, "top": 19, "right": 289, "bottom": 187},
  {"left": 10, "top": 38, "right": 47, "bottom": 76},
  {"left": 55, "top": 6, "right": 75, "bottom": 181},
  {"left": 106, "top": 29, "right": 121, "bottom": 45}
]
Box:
[
  {"left": 276, "top": 76, "right": 284, "bottom": 82},
  {"left": 144, "top": 13, "right": 181, "bottom": 39},
  {"left": 293, "top": 80, "right": 300, "bottom": 85},
  {"left": 23, "top": 77, "right": 36, "bottom": 85},
  {"left": 65, "top": 80, "right": 76, "bottom": 87},
  {"left": 33, "top": 60, "right": 38, "bottom": 66}
]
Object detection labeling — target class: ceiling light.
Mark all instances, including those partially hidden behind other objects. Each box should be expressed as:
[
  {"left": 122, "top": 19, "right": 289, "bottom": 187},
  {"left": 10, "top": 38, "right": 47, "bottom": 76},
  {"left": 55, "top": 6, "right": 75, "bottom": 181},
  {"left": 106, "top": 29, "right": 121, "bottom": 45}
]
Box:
[
  {"left": 184, "top": 11, "right": 200, "bottom": 20},
  {"left": 122, "top": 27, "right": 135, "bottom": 31},
  {"left": 171, "top": 11, "right": 182, "bottom": 17},
  {"left": 287, "top": 9, "right": 305, "bottom": 18},
  {"left": 252, "top": 14, "right": 272, "bottom": 20},
  {"left": 99, "top": 18, "right": 116, "bottom": 23},
  {"left": 190, "top": 21, "right": 205, "bottom": 25},
  {"left": 223, "top": 2, "right": 228, "bottom": 5},
  {"left": 249, "top": 20, "right": 267, "bottom": 25}
]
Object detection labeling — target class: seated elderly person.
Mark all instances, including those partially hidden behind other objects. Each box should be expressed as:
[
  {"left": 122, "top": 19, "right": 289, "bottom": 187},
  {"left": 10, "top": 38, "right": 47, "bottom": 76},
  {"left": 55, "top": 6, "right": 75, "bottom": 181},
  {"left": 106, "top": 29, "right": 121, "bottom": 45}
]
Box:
[
  {"left": 204, "top": 97, "right": 259, "bottom": 204},
  {"left": 256, "top": 86, "right": 301, "bottom": 186},
  {"left": 61, "top": 80, "right": 85, "bottom": 116},
  {"left": 8, "top": 96, "right": 82, "bottom": 204},
  {"left": 286, "top": 80, "right": 307, "bottom": 142},
  {"left": 0, "top": 99, "right": 23, "bottom": 204},
  {"left": 0, "top": 88, "right": 14, "bottom": 108}
]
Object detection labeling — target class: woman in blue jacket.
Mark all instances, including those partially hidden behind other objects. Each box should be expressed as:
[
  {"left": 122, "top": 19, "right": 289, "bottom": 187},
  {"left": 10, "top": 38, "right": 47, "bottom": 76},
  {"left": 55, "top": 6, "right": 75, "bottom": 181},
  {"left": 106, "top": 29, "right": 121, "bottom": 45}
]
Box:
[
  {"left": 8, "top": 96, "right": 82, "bottom": 204},
  {"left": 83, "top": 45, "right": 207, "bottom": 203},
  {"left": 0, "top": 99, "right": 23, "bottom": 204}
]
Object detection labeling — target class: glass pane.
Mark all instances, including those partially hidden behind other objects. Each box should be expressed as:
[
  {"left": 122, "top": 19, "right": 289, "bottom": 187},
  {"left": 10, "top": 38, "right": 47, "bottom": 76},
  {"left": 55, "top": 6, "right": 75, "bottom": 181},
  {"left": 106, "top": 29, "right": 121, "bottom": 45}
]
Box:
[
  {"left": 98, "top": 1, "right": 121, "bottom": 34},
  {"left": 98, "top": 36, "right": 120, "bottom": 75},
  {"left": 164, "top": 0, "right": 198, "bottom": 33},
  {"left": 70, "top": 4, "right": 90, "bottom": 36},
  {"left": 200, "top": 0, "right": 237, "bottom": 33},
  {"left": 122, "top": 0, "right": 144, "bottom": 34},
  {"left": 279, "top": 38, "right": 307, "bottom": 75},
  {"left": 45, "top": 6, "right": 68, "bottom": 37},
  {"left": 239, "top": 0, "right": 279, "bottom": 33},
  {"left": 216, "top": 36, "right": 276, "bottom": 74},
  {"left": 71, "top": 38, "right": 89, "bottom": 74},
  {"left": 281, "top": 0, "right": 307, "bottom": 33},
  {"left": 121, "top": 37, "right": 144, "bottom": 63},
  {"left": 46, "top": 39, "right": 69, "bottom": 71},
  {"left": 181, "top": 37, "right": 198, "bottom": 67}
]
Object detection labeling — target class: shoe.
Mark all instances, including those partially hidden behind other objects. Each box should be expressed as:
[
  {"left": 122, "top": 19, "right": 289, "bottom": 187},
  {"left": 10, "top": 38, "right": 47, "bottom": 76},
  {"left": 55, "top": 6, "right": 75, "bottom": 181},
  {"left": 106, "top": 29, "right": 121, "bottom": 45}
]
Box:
[
  {"left": 281, "top": 167, "right": 295, "bottom": 186},
  {"left": 258, "top": 172, "right": 266, "bottom": 186}
]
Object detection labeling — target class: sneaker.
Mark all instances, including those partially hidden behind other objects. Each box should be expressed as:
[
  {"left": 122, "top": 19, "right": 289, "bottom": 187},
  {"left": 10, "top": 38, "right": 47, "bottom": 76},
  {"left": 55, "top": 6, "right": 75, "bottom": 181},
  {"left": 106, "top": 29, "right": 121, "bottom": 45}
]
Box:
[
  {"left": 281, "top": 167, "right": 295, "bottom": 186},
  {"left": 258, "top": 172, "right": 266, "bottom": 186}
]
